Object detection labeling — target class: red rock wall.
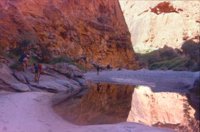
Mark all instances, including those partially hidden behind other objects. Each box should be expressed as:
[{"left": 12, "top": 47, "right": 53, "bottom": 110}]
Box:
[{"left": 0, "top": 0, "right": 138, "bottom": 69}]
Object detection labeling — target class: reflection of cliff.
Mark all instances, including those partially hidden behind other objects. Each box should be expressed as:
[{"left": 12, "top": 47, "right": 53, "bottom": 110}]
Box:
[
  {"left": 0, "top": 0, "right": 138, "bottom": 69},
  {"left": 54, "top": 83, "right": 134, "bottom": 125},
  {"left": 128, "top": 86, "right": 199, "bottom": 132},
  {"left": 119, "top": 0, "right": 200, "bottom": 54},
  {"left": 54, "top": 81, "right": 200, "bottom": 131}
]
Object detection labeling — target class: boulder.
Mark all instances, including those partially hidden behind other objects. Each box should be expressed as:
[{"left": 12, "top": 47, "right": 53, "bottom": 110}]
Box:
[
  {"left": 51, "top": 63, "right": 84, "bottom": 78},
  {"left": 13, "top": 66, "right": 81, "bottom": 93},
  {"left": 0, "top": 64, "right": 30, "bottom": 91}
]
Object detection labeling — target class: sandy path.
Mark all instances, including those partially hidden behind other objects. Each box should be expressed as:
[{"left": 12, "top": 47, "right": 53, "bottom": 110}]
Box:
[{"left": 0, "top": 92, "right": 173, "bottom": 132}]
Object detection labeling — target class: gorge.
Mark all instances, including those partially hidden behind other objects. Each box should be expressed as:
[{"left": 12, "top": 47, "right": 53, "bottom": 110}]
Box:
[{"left": 0, "top": 0, "right": 199, "bottom": 132}]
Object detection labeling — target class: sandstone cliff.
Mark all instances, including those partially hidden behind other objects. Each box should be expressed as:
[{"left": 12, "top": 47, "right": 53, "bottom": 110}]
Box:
[
  {"left": 119, "top": 0, "right": 200, "bottom": 53},
  {"left": 0, "top": 0, "right": 138, "bottom": 69}
]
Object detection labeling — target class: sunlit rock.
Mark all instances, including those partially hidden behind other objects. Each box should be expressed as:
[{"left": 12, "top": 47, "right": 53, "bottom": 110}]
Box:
[
  {"left": 119, "top": 0, "right": 200, "bottom": 53},
  {"left": 127, "top": 85, "right": 197, "bottom": 131}
]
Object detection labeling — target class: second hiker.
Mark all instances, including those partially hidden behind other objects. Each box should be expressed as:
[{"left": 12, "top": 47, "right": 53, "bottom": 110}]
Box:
[{"left": 33, "top": 63, "right": 42, "bottom": 82}]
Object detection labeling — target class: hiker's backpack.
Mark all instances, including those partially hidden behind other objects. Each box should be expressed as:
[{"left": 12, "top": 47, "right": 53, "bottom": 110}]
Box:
[
  {"left": 38, "top": 64, "right": 42, "bottom": 72},
  {"left": 18, "top": 54, "right": 26, "bottom": 62}
]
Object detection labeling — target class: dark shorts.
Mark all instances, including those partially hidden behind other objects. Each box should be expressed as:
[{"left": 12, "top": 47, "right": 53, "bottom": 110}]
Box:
[
  {"left": 35, "top": 70, "right": 39, "bottom": 73},
  {"left": 19, "top": 59, "right": 23, "bottom": 64}
]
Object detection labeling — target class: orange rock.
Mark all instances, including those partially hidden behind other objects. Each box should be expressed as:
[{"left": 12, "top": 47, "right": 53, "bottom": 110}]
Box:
[{"left": 0, "top": 0, "right": 139, "bottom": 69}]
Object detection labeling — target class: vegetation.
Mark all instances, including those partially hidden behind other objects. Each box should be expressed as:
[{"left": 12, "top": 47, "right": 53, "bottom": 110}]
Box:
[
  {"left": 48, "top": 55, "right": 87, "bottom": 71},
  {"left": 9, "top": 39, "right": 32, "bottom": 56},
  {"left": 137, "top": 44, "right": 200, "bottom": 71},
  {"left": 149, "top": 57, "right": 188, "bottom": 70},
  {"left": 29, "top": 56, "right": 40, "bottom": 64},
  {"left": 49, "top": 56, "right": 75, "bottom": 65},
  {"left": 182, "top": 40, "right": 200, "bottom": 59}
]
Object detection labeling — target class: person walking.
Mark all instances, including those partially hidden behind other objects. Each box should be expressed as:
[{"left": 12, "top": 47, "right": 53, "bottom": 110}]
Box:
[
  {"left": 38, "top": 63, "right": 43, "bottom": 81},
  {"left": 18, "top": 52, "right": 27, "bottom": 71},
  {"left": 33, "top": 63, "right": 39, "bottom": 82}
]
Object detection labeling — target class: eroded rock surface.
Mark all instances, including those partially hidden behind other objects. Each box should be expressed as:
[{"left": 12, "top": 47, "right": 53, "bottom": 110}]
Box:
[
  {"left": 119, "top": 0, "right": 200, "bottom": 53},
  {"left": 0, "top": 0, "right": 138, "bottom": 69},
  {"left": 0, "top": 64, "right": 30, "bottom": 91},
  {"left": 0, "top": 63, "right": 83, "bottom": 93}
]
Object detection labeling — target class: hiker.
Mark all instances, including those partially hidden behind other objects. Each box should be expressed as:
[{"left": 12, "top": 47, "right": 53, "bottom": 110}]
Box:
[
  {"left": 38, "top": 63, "right": 43, "bottom": 81},
  {"left": 118, "top": 67, "right": 122, "bottom": 71},
  {"left": 24, "top": 54, "right": 30, "bottom": 69},
  {"left": 18, "top": 52, "right": 29, "bottom": 71},
  {"left": 92, "top": 62, "right": 102, "bottom": 75},
  {"left": 106, "top": 64, "right": 112, "bottom": 70},
  {"left": 96, "top": 65, "right": 100, "bottom": 75},
  {"left": 33, "top": 63, "right": 39, "bottom": 82}
]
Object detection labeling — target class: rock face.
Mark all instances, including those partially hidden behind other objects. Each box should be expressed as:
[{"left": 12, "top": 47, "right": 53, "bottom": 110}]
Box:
[
  {"left": 0, "top": 63, "right": 83, "bottom": 93},
  {"left": 119, "top": 0, "right": 200, "bottom": 53},
  {"left": 127, "top": 86, "right": 199, "bottom": 131},
  {"left": 0, "top": 0, "right": 138, "bottom": 69},
  {"left": 0, "top": 64, "right": 30, "bottom": 92}
]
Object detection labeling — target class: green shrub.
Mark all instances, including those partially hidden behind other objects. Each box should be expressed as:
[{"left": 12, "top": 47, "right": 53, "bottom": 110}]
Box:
[
  {"left": 9, "top": 39, "right": 32, "bottom": 56},
  {"left": 49, "top": 56, "right": 75, "bottom": 64},
  {"left": 137, "top": 51, "right": 160, "bottom": 66},
  {"left": 182, "top": 40, "right": 200, "bottom": 60},
  {"left": 28, "top": 56, "right": 40, "bottom": 65},
  {"left": 149, "top": 57, "right": 188, "bottom": 70},
  {"left": 49, "top": 55, "right": 87, "bottom": 71}
]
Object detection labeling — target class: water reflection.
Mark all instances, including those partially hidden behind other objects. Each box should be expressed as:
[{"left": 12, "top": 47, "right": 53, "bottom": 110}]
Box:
[{"left": 54, "top": 83, "right": 135, "bottom": 125}]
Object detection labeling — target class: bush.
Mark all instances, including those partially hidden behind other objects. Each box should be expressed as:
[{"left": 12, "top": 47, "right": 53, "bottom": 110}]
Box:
[
  {"left": 149, "top": 57, "right": 188, "bottom": 70},
  {"left": 159, "top": 47, "right": 178, "bottom": 60},
  {"left": 9, "top": 39, "right": 32, "bottom": 56},
  {"left": 29, "top": 56, "right": 40, "bottom": 64},
  {"left": 182, "top": 40, "right": 200, "bottom": 62},
  {"left": 49, "top": 56, "right": 75, "bottom": 64},
  {"left": 137, "top": 51, "right": 160, "bottom": 67}
]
